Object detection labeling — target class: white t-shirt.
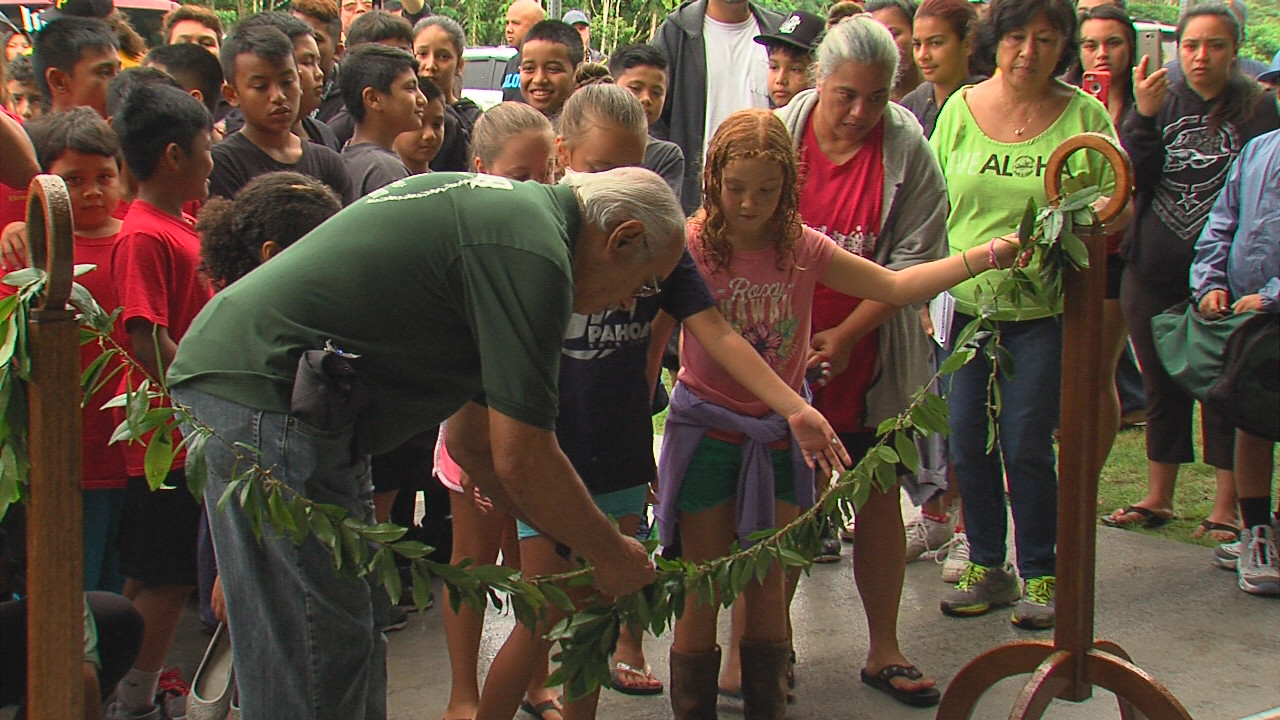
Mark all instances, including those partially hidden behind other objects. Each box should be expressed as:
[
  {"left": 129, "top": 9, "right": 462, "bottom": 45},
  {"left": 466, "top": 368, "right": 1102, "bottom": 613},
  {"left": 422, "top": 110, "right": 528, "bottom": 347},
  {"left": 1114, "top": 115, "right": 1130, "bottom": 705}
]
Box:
[{"left": 702, "top": 14, "right": 770, "bottom": 158}]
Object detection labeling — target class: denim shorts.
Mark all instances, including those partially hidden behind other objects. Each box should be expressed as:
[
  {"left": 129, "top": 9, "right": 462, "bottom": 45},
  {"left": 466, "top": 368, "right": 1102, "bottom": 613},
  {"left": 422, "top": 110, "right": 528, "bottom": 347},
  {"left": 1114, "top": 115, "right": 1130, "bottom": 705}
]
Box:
[{"left": 676, "top": 435, "right": 796, "bottom": 514}]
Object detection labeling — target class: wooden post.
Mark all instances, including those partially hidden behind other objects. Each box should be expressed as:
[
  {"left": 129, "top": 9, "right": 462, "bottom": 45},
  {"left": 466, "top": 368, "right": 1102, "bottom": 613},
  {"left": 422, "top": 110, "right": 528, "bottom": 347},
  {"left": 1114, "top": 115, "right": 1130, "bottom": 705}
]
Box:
[
  {"left": 935, "top": 134, "right": 1193, "bottom": 720},
  {"left": 24, "top": 175, "right": 84, "bottom": 720}
]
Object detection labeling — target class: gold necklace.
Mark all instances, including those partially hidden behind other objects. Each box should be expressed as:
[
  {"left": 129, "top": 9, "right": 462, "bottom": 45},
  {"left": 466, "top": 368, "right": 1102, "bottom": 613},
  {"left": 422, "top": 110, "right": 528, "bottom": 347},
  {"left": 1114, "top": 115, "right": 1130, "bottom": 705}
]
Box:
[{"left": 1001, "top": 90, "right": 1045, "bottom": 137}]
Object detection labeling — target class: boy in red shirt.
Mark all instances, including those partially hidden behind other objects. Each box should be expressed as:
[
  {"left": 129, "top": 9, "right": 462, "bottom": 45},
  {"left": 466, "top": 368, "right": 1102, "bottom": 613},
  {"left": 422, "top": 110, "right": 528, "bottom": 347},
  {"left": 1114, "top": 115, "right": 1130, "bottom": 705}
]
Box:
[
  {"left": 3, "top": 108, "right": 132, "bottom": 592},
  {"left": 107, "top": 83, "right": 215, "bottom": 720}
]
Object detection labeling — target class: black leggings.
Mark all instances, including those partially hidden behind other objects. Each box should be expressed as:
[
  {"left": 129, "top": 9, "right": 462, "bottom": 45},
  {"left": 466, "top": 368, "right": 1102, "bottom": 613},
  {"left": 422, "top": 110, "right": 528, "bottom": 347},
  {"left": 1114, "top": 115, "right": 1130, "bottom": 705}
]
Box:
[
  {"left": 1120, "top": 267, "right": 1234, "bottom": 469},
  {"left": 0, "top": 591, "right": 144, "bottom": 709}
]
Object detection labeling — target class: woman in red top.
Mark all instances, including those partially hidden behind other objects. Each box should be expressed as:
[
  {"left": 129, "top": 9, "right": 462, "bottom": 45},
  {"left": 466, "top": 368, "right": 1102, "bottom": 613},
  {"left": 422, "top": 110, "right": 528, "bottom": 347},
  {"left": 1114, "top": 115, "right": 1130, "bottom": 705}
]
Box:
[{"left": 772, "top": 15, "right": 950, "bottom": 708}]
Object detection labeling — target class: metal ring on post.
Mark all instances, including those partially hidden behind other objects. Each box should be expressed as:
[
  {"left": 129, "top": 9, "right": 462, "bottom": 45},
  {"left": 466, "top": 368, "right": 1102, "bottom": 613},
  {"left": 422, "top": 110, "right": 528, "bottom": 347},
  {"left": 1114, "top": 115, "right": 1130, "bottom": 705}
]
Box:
[
  {"left": 1043, "top": 132, "right": 1133, "bottom": 224},
  {"left": 24, "top": 174, "right": 74, "bottom": 314}
]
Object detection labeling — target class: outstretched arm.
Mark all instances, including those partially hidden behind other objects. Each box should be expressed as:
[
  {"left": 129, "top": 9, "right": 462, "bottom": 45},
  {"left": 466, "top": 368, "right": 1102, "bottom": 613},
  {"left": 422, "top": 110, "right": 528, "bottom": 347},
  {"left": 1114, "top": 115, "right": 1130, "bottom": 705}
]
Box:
[
  {"left": 682, "top": 308, "right": 851, "bottom": 474},
  {"left": 819, "top": 240, "right": 1020, "bottom": 308}
]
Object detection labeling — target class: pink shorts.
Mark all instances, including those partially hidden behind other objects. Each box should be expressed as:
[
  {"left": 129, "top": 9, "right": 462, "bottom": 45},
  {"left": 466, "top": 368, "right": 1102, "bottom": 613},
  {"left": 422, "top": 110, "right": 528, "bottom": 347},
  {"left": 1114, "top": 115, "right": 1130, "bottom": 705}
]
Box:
[{"left": 433, "top": 425, "right": 464, "bottom": 494}]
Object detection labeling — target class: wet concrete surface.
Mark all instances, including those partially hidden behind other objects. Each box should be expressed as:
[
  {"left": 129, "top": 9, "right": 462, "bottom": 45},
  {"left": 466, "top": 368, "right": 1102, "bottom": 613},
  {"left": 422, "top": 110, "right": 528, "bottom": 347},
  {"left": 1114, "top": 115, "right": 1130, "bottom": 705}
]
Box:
[{"left": 157, "top": 498, "right": 1280, "bottom": 720}]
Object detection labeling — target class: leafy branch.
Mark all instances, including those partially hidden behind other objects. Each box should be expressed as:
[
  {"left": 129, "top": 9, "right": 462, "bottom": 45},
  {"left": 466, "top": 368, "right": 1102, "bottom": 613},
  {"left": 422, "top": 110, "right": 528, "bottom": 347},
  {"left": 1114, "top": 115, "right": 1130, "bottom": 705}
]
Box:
[{"left": 0, "top": 184, "right": 1098, "bottom": 699}]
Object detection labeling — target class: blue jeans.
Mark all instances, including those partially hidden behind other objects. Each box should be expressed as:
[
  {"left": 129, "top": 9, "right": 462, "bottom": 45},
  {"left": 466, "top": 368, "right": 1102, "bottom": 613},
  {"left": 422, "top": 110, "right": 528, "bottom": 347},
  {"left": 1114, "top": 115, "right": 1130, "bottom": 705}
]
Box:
[
  {"left": 943, "top": 314, "right": 1061, "bottom": 580},
  {"left": 171, "top": 386, "right": 386, "bottom": 720}
]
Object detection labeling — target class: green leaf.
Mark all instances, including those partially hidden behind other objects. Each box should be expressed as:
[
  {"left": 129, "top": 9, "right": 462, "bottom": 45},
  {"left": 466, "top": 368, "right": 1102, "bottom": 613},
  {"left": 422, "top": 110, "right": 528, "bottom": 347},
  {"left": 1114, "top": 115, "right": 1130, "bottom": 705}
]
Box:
[
  {"left": 216, "top": 476, "right": 242, "bottom": 514},
  {"left": 361, "top": 522, "right": 408, "bottom": 543},
  {"left": 99, "top": 392, "right": 130, "bottom": 410},
  {"left": 183, "top": 431, "right": 208, "bottom": 502},
  {"left": 268, "top": 488, "right": 297, "bottom": 534},
  {"left": 1061, "top": 231, "right": 1090, "bottom": 268},
  {"left": 1058, "top": 185, "right": 1101, "bottom": 212},
  {"left": 411, "top": 562, "right": 433, "bottom": 612},
  {"left": 380, "top": 550, "right": 402, "bottom": 609},
  {"left": 873, "top": 459, "right": 897, "bottom": 492},
  {"left": 0, "top": 315, "right": 20, "bottom": 369},
  {"left": 938, "top": 347, "right": 974, "bottom": 375},
  {"left": 142, "top": 425, "right": 175, "bottom": 490},
  {"left": 390, "top": 540, "right": 431, "bottom": 559},
  {"left": 1, "top": 268, "right": 43, "bottom": 287},
  {"left": 875, "top": 415, "right": 898, "bottom": 436},
  {"left": 287, "top": 497, "right": 310, "bottom": 544},
  {"left": 873, "top": 445, "right": 899, "bottom": 465},
  {"left": 894, "top": 431, "right": 920, "bottom": 472},
  {"left": 339, "top": 520, "right": 367, "bottom": 568},
  {"left": 1043, "top": 210, "right": 1064, "bottom": 243},
  {"left": 778, "top": 548, "right": 808, "bottom": 567},
  {"left": 1017, "top": 198, "right": 1037, "bottom": 244}
]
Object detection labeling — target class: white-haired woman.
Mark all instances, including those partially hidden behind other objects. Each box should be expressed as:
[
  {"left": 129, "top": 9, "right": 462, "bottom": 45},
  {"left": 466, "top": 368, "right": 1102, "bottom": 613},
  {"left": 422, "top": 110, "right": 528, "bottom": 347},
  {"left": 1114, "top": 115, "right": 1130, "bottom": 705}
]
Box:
[
  {"left": 929, "top": 0, "right": 1128, "bottom": 630},
  {"left": 772, "top": 13, "right": 948, "bottom": 708}
]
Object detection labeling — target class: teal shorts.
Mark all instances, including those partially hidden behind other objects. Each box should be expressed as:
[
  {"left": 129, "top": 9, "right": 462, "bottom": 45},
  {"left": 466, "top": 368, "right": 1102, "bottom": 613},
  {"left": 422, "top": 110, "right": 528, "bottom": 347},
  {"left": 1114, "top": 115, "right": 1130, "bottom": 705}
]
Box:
[
  {"left": 676, "top": 436, "right": 796, "bottom": 515},
  {"left": 516, "top": 483, "right": 649, "bottom": 540}
]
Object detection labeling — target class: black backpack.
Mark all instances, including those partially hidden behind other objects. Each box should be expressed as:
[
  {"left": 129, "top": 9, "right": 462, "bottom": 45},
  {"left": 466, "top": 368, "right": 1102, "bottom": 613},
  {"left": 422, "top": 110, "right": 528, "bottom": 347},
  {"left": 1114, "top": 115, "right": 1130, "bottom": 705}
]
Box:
[{"left": 1207, "top": 312, "right": 1280, "bottom": 441}]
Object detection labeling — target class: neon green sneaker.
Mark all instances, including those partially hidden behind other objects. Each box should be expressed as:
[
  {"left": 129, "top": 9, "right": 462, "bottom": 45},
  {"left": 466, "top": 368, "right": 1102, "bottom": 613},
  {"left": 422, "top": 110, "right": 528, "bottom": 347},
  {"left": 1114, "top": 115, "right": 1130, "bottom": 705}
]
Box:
[
  {"left": 1012, "top": 575, "right": 1056, "bottom": 629},
  {"left": 939, "top": 562, "right": 1019, "bottom": 617}
]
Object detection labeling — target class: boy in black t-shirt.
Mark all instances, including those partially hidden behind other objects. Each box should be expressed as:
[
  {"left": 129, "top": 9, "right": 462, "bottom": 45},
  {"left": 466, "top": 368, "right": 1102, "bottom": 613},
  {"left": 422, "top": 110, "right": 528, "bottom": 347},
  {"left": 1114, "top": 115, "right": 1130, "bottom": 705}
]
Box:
[
  {"left": 209, "top": 25, "right": 355, "bottom": 204},
  {"left": 339, "top": 43, "right": 424, "bottom": 195},
  {"left": 225, "top": 12, "right": 343, "bottom": 152},
  {"left": 323, "top": 10, "right": 415, "bottom": 143}
]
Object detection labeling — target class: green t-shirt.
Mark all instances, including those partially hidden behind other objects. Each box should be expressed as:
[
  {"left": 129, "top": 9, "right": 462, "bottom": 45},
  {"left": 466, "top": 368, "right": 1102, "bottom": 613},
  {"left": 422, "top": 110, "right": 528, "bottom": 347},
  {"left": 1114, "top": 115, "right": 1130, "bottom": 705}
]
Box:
[
  {"left": 168, "top": 173, "right": 580, "bottom": 454},
  {"left": 930, "top": 86, "right": 1117, "bottom": 320}
]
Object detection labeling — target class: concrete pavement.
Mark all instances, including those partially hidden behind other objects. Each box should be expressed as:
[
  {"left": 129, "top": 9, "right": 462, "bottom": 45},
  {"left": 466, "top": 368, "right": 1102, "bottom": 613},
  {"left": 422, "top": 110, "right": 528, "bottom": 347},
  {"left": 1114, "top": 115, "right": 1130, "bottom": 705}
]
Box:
[{"left": 157, "top": 512, "right": 1280, "bottom": 719}]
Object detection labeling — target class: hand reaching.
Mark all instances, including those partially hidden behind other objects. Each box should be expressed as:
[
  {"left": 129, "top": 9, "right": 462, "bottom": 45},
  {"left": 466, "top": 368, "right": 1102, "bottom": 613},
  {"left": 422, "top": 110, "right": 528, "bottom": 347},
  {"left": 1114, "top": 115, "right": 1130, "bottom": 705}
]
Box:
[{"left": 786, "top": 404, "right": 851, "bottom": 477}]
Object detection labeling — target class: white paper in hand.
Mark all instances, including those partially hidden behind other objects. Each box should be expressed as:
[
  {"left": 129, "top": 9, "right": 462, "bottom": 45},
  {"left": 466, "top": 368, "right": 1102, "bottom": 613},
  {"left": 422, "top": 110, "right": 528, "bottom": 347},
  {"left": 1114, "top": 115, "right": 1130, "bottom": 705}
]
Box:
[{"left": 929, "top": 291, "right": 956, "bottom": 349}]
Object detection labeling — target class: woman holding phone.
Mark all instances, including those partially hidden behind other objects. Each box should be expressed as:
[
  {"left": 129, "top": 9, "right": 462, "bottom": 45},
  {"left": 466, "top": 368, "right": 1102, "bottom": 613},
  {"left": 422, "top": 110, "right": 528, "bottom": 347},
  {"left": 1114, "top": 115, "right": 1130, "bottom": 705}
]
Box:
[
  {"left": 1108, "top": 3, "right": 1279, "bottom": 541},
  {"left": 1061, "top": 3, "right": 1141, "bottom": 479}
]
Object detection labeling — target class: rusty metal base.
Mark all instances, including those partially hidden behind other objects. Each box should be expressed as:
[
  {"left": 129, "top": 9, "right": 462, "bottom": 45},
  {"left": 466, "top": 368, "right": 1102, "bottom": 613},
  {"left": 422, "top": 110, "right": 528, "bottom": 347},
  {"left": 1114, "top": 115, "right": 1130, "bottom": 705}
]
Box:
[{"left": 935, "top": 639, "right": 1193, "bottom": 720}]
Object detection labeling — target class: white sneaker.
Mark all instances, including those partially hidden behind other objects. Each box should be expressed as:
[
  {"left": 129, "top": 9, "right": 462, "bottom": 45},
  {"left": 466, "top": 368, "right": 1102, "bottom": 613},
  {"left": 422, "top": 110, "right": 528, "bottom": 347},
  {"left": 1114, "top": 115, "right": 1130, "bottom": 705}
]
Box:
[
  {"left": 1212, "top": 539, "right": 1240, "bottom": 570},
  {"left": 1237, "top": 525, "right": 1280, "bottom": 596},
  {"left": 905, "top": 513, "right": 956, "bottom": 562},
  {"left": 940, "top": 532, "right": 970, "bottom": 584}
]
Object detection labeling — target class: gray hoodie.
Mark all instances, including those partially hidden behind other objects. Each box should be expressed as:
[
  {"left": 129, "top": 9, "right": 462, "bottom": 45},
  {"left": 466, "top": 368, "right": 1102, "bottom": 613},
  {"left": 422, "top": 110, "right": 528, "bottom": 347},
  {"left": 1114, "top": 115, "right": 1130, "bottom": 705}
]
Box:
[
  {"left": 652, "top": 0, "right": 784, "bottom": 214},
  {"left": 775, "top": 89, "right": 950, "bottom": 427}
]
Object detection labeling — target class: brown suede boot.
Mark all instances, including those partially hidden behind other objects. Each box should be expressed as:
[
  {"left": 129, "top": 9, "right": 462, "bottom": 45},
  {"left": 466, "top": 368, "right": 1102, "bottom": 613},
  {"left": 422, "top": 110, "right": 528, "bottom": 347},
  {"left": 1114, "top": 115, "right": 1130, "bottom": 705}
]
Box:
[
  {"left": 739, "top": 639, "right": 790, "bottom": 720},
  {"left": 669, "top": 646, "right": 721, "bottom": 720}
]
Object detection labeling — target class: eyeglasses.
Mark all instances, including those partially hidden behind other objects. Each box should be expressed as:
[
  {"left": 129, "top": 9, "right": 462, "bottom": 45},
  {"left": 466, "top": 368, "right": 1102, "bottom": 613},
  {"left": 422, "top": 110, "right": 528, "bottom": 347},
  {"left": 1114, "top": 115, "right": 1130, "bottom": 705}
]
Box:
[{"left": 634, "top": 238, "right": 661, "bottom": 298}]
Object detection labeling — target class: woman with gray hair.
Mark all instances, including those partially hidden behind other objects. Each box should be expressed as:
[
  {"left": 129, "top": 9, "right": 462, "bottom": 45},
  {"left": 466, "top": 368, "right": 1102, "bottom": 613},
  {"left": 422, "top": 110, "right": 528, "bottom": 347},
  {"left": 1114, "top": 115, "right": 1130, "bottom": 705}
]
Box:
[{"left": 769, "top": 12, "right": 948, "bottom": 708}]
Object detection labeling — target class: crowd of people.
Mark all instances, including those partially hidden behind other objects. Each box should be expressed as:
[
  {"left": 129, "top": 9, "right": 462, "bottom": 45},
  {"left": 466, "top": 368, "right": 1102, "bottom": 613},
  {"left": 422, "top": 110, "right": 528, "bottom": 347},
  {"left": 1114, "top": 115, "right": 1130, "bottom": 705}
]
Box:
[{"left": 0, "top": 0, "right": 1276, "bottom": 717}]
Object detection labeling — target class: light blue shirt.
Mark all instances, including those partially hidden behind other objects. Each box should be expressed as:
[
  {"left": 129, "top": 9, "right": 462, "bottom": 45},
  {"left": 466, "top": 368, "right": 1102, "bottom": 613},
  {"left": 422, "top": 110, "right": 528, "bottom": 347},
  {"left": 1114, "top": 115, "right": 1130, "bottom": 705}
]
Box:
[{"left": 1191, "top": 129, "right": 1280, "bottom": 312}]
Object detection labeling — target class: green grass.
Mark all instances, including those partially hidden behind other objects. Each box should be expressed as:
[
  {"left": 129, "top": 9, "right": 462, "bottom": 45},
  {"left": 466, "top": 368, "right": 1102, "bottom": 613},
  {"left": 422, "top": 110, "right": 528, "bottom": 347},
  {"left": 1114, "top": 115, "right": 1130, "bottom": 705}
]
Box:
[{"left": 1097, "top": 421, "right": 1225, "bottom": 549}]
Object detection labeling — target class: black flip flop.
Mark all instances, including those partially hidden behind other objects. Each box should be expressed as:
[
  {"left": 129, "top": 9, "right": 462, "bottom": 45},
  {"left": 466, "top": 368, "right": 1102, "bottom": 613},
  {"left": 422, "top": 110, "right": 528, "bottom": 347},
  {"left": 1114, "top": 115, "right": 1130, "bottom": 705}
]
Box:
[
  {"left": 1101, "top": 505, "right": 1174, "bottom": 529},
  {"left": 1193, "top": 519, "right": 1240, "bottom": 542},
  {"left": 860, "top": 665, "right": 941, "bottom": 708}
]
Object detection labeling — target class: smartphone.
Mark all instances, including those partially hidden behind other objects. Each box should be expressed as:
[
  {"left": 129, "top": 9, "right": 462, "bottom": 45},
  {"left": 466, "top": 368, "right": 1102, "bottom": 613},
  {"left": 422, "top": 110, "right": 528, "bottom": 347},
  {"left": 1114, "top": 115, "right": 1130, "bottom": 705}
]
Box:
[
  {"left": 1083, "top": 69, "right": 1110, "bottom": 104},
  {"left": 1137, "top": 30, "right": 1163, "bottom": 76}
]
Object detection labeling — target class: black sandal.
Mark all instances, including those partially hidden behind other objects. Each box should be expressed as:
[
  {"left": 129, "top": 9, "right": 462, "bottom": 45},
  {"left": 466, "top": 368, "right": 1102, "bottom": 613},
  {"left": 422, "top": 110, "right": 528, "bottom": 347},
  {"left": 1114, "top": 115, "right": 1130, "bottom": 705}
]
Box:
[{"left": 859, "top": 664, "right": 941, "bottom": 707}]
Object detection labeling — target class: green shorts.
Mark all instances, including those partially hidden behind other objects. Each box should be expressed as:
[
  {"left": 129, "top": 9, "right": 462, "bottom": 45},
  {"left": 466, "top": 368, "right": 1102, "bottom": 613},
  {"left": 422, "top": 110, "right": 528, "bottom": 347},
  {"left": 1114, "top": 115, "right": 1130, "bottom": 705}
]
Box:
[
  {"left": 516, "top": 483, "right": 649, "bottom": 540},
  {"left": 676, "top": 436, "right": 796, "bottom": 515}
]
